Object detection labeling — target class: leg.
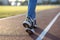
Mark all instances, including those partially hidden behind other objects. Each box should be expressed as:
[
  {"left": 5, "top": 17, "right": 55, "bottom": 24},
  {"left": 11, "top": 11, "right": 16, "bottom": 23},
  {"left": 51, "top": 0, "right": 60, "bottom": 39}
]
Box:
[
  {"left": 23, "top": 0, "right": 37, "bottom": 27},
  {"left": 28, "top": 0, "right": 37, "bottom": 28},
  {"left": 23, "top": 0, "right": 37, "bottom": 34},
  {"left": 28, "top": 0, "right": 37, "bottom": 20}
]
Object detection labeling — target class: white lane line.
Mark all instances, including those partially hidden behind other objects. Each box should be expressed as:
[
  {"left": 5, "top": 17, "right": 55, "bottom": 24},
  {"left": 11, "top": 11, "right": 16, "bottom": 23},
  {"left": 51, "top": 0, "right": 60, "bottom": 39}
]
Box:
[
  {"left": 0, "top": 14, "right": 25, "bottom": 20},
  {"left": 36, "top": 12, "right": 60, "bottom": 40}
]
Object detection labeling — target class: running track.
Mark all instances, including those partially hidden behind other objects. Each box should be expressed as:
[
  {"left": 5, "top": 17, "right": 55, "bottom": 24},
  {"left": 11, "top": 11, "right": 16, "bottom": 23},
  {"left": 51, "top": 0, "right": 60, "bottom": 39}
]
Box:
[{"left": 0, "top": 8, "right": 60, "bottom": 40}]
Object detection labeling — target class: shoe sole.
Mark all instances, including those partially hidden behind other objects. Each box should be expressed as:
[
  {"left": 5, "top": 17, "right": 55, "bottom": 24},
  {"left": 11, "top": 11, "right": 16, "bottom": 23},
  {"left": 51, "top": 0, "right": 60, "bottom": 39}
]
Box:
[
  {"left": 23, "top": 23, "right": 33, "bottom": 29},
  {"left": 26, "top": 29, "right": 34, "bottom": 35},
  {"left": 23, "top": 23, "right": 35, "bottom": 35}
]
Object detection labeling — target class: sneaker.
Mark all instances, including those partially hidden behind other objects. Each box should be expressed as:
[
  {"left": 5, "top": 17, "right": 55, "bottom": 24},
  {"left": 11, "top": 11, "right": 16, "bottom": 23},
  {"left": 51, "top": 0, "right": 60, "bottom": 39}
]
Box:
[
  {"left": 23, "top": 17, "right": 37, "bottom": 29},
  {"left": 23, "top": 17, "right": 33, "bottom": 29},
  {"left": 25, "top": 28, "right": 35, "bottom": 34},
  {"left": 23, "top": 17, "right": 37, "bottom": 34}
]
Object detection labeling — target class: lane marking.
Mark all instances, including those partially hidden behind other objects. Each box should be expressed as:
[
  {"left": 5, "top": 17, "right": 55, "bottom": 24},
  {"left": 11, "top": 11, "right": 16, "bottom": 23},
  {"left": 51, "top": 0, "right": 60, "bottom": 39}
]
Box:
[
  {"left": 36, "top": 12, "right": 60, "bottom": 40},
  {"left": 0, "top": 14, "right": 25, "bottom": 20}
]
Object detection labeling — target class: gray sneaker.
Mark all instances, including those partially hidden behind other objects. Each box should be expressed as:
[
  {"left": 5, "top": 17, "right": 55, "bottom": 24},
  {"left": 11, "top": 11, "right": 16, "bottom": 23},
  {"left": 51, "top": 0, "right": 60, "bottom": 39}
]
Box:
[
  {"left": 23, "top": 17, "right": 33, "bottom": 29},
  {"left": 23, "top": 17, "right": 37, "bottom": 29},
  {"left": 25, "top": 28, "right": 35, "bottom": 34},
  {"left": 23, "top": 17, "right": 37, "bottom": 34}
]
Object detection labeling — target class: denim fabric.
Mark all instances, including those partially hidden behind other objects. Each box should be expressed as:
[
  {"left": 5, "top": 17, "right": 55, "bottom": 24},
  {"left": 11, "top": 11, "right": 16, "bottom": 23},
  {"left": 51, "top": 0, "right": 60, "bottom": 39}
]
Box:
[{"left": 27, "top": 0, "right": 37, "bottom": 20}]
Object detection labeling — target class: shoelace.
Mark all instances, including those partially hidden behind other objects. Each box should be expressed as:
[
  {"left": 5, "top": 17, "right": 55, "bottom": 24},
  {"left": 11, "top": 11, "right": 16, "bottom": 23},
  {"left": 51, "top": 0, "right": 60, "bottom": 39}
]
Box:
[{"left": 26, "top": 17, "right": 36, "bottom": 26}]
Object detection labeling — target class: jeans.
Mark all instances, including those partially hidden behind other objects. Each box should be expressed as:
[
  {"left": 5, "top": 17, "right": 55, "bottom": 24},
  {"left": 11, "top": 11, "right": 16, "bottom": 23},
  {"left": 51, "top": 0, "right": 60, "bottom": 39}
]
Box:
[{"left": 27, "top": 0, "right": 37, "bottom": 20}]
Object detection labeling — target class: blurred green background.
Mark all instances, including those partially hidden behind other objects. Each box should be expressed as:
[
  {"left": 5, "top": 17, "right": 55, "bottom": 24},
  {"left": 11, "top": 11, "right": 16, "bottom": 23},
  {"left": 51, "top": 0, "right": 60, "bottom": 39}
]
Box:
[{"left": 0, "top": 0, "right": 60, "bottom": 18}]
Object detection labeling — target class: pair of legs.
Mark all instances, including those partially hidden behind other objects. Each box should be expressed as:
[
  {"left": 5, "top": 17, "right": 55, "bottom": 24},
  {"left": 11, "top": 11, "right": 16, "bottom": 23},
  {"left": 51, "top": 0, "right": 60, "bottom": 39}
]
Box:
[{"left": 23, "top": 0, "right": 37, "bottom": 34}]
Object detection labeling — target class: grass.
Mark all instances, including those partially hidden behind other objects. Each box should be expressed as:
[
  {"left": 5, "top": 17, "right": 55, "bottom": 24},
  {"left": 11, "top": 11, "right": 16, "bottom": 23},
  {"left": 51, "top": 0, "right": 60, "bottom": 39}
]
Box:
[{"left": 0, "top": 5, "right": 58, "bottom": 18}]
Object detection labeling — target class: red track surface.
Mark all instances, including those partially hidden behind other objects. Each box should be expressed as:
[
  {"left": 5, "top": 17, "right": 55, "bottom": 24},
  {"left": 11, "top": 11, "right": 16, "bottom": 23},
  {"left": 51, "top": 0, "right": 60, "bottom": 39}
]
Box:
[{"left": 0, "top": 8, "right": 60, "bottom": 40}]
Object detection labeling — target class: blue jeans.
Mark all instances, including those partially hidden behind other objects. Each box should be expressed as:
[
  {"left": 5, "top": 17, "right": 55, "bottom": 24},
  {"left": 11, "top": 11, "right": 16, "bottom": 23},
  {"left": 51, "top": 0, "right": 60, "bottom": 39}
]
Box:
[{"left": 27, "top": 0, "right": 37, "bottom": 20}]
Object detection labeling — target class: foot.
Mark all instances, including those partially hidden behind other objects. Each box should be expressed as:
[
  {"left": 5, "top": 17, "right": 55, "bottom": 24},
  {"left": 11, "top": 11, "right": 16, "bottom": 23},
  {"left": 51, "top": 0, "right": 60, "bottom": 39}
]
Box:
[
  {"left": 23, "top": 17, "right": 33, "bottom": 29},
  {"left": 25, "top": 28, "right": 35, "bottom": 35},
  {"left": 23, "top": 17, "right": 37, "bottom": 29}
]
